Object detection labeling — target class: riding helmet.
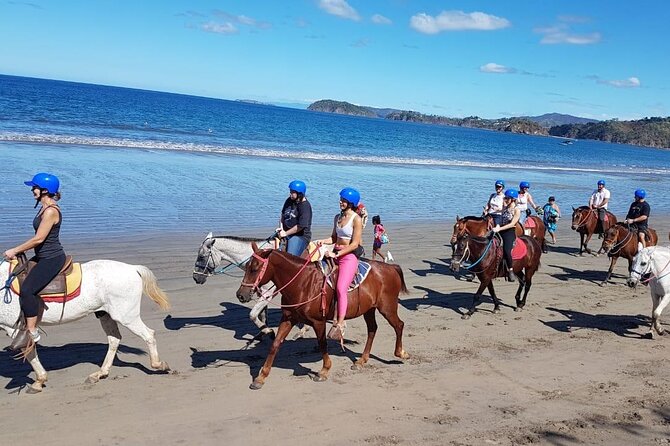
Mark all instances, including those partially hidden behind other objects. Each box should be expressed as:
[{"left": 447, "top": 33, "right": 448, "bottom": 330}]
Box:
[
  {"left": 339, "top": 187, "right": 360, "bottom": 207},
  {"left": 495, "top": 179, "right": 505, "bottom": 187},
  {"left": 288, "top": 180, "right": 306, "bottom": 194},
  {"left": 24, "top": 172, "right": 60, "bottom": 194},
  {"left": 635, "top": 189, "right": 646, "bottom": 199},
  {"left": 597, "top": 179, "right": 606, "bottom": 186},
  {"left": 504, "top": 189, "right": 519, "bottom": 200},
  {"left": 519, "top": 181, "right": 530, "bottom": 189}
]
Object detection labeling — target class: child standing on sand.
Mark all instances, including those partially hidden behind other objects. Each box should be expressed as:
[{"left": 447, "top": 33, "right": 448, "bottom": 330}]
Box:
[
  {"left": 542, "top": 196, "right": 561, "bottom": 244},
  {"left": 372, "top": 215, "right": 388, "bottom": 262}
]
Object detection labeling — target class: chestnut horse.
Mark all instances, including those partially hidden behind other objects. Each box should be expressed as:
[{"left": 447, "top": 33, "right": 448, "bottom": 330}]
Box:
[
  {"left": 236, "top": 244, "right": 409, "bottom": 390},
  {"left": 600, "top": 223, "right": 658, "bottom": 286},
  {"left": 451, "top": 215, "right": 547, "bottom": 253},
  {"left": 571, "top": 206, "right": 617, "bottom": 255},
  {"left": 450, "top": 233, "right": 542, "bottom": 319}
]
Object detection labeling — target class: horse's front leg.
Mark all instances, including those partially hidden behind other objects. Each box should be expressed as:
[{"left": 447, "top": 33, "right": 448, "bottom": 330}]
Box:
[
  {"left": 251, "top": 317, "right": 294, "bottom": 390},
  {"left": 312, "top": 319, "right": 332, "bottom": 380},
  {"left": 514, "top": 271, "right": 526, "bottom": 310},
  {"left": 584, "top": 232, "right": 594, "bottom": 255},
  {"left": 25, "top": 347, "right": 48, "bottom": 394},
  {"left": 250, "top": 299, "right": 274, "bottom": 340},
  {"left": 578, "top": 232, "right": 585, "bottom": 255},
  {"left": 86, "top": 313, "right": 122, "bottom": 384},
  {"left": 600, "top": 256, "right": 618, "bottom": 287},
  {"left": 652, "top": 293, "right": 670, "bottom": 337},
  {"left": 486, "top": 282, "right": 501, "bottom": 313},
  {"left": 463, "top": 279, "right": 488, "bottom": 319}
]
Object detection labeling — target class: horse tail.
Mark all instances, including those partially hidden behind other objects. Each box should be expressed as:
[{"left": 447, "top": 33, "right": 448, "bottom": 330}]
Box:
[
  {"left": 136, "top": 266, "right": 171, "bottom": 311},
  {"left": 391, "top": 264, "right": 409, "bottom": 295}
]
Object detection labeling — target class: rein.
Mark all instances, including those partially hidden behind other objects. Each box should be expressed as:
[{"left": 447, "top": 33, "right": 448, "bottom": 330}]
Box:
[
  {"left": 454, "top": 236, "right": 495, "bottom": 272},
  {"left": 635, "top": 248, "right": 670, "bottom": 284},
  {"left": 192, "top": 234, "right": 275, "bottom": 278},
  {"left": 572, "top": 208, "right": 595, "bottom": 230},
  {"left": 604, "top": 226, "right": 633, "bottom": 256},
  {"left": 1, "top": 259, "right": 13, "bottom": 304}
]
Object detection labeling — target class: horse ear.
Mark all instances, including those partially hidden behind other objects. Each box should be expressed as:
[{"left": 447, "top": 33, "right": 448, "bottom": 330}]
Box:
[
  {"left": 206, "top": 231, "right": 213, "bottom": 240},
  {"left": 252, "top": 242, "right": 259, "bottom": 253},
  {"left": 571, "top": 206, "right": 575, "bottom": 211},
  {"left": 455, "top": 214, "right": 460, "bottom": 221}
]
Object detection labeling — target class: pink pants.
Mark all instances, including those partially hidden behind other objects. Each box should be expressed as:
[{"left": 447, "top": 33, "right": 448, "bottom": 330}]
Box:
[{"left": 335, "top": 251, "right": 358, "bottom": 319}]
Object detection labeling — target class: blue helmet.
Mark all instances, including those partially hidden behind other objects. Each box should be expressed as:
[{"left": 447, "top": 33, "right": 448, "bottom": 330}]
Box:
[
  {"left": 504, "top": 189, "right": 518, "bottom": 200},
  {"left": 495, "top": 179, "right": 505, "bottom": 187},
  {"left": 519, "top": 181, "right": 530, "bottom": 189},
  {"left": 339, "top": 187, "right": 360, "bottom": 207},
  {"left": 24, "top": 172, "right": 60, "bottom": 194},
  {"left": 597, "top": 179, "right": 606, "bottom": 186},
  {"left": 635, "top": 189, "right": 646, "bottom": 199},
  {"left": 288, "top": 180, "right": 306, "bottom": 194}
]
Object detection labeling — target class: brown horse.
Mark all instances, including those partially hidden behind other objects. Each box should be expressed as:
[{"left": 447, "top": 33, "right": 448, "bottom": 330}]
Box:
[
  {"left": 236, "top": 244, "right": 410, "bottom": 390},
  {"left": 451, "top": 215, "right": 547, "bottom": 253},
  {"left": 600, "top": 223, "right": 658, "bottom": 286},
  {"left": 571, "top": 206, "right": 618, "bottom": 255},
  {"left": 450, "top": 233, "right": 542, "bottom": 319}
]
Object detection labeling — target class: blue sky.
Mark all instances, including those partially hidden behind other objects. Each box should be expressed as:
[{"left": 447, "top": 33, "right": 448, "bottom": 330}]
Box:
[{"left": 1, "top": 0, "right": 668, "bottom": 119}]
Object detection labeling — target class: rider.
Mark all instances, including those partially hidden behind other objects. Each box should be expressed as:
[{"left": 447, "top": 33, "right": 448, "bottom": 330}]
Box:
[
  {"left": 483, "top": 179, "right": 505, "bottom": 226},
  {"left": 517, "top": 181, "right": 540, "bottom": 225},
  {"left": 492, "top": 189, "right": 521, "bottom": 282},
  {"left": 624, "top": 189, "right": 650, "bottom": 248},
  {"left": 277, "top": 180, "right": 313, "bottom": 257},
  {"left": 589, "top": 179, "right": 610, "bottom": 234},
  {"left": 316, "top": 187, "right": 363, "bottom": 341},
  {"left": 3, "top": 173, "right": 67, "bottom": 344}
]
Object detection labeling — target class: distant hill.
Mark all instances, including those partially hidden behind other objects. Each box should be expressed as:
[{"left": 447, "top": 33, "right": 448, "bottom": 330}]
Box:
[
  {"left": 307, "top": 99, "right": 376, "bottom": 118},
  {"left": 549, "top": 117, "right": 670, "bottom": 149},
  {"left": 524, "top": 113, "right": 598, "bottom": 128}
]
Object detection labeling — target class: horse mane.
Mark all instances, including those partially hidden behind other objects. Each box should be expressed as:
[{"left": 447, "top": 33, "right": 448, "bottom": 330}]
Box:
[
  {"left": 460, "top": 215, "right": 486, "bottom": 222},
  {"left": 215, "top": 235, "right": 269, "bottom": 242}
]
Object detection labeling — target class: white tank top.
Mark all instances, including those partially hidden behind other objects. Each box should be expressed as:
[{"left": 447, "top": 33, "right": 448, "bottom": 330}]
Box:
[
  {"left": 517, "top": 193, "right": 528, "bottom": 211},
  {"left": 336, "top": 213, "right": 355, "bottom": 240}
]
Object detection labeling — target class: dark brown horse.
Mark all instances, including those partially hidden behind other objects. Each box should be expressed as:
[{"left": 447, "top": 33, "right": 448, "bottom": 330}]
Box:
[
  {"left": 236, "top": 244, "right": 410, "bottom": 390},
  {"left": 600, "top": 223, "right": 658, "bottom": 286},
  {"left": 571, "top": 206, "right": 618, "bottom": 255},
  {"left": 451, "top": 215, "right": 547, "bottom": 253},
  {"left": 450, "top": 233, "right": 542, "bottom": 319}
]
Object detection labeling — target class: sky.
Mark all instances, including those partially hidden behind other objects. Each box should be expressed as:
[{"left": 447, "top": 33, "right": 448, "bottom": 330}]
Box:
[{"left": 1, "top": 0, "right": 668, "bottom": 120}]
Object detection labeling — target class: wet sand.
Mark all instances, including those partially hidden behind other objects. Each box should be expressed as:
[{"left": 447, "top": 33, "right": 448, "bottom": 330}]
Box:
[{"left": 1, "top": 219, "right": 669, "bottom": 445}]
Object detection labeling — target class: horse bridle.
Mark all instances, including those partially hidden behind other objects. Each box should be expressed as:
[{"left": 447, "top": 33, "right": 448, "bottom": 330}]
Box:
[
  {"left": 572, "top": 208, "right": 596, "bottom": 230},
  {"left": 452, "top": 235, "right": 495, "bottom": 272},
  {"left": 603, "top": 226, "right": 633, "bottom": 255},
  {"left": 240, "top": 252, "right": 270, "bottom": 293}
]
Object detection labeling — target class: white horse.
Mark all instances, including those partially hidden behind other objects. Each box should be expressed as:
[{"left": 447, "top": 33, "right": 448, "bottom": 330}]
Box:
[
  {"left": 192, "top": 232, "right": 317, "bottom": 339},
  {"left": 627, "top": 243, "right": 670, "bottom": 338},
  {"left": 0, "top": 259, "right": 170, "bottom": 393}
]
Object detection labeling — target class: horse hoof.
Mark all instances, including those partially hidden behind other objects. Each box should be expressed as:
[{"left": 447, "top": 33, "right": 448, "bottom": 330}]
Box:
[
  {"left": 398, "top": 350, "right": 410, "bottom": 360},
  {"left": 312, "top": 374, "right": 328, "bottom": 382},
  {"left": 644, "top": 332, "right": 654, "bottom": 340},
  {"left": 493, "top": 308, "right": 501, "bottom": 314},
  {"left": 249, "top": 380, "right": 264, "bottom": 390},
  {"left": 351, "top": 363, "right": 363, "bottom": 371},
  {"left": 461, "top": 314, "right": 471, "bottom": 320},
  {"left": 514, "top": 307, "right": 523, "bottom": 312},
  {"left": 85, "top": 375, "right": 100, "bottom": 384},
  {"left": 153, "top": 362, "right": 171, "bottom": 372},
  {"left": 26, "top": 384, "right": 43, "bottom": 394},
  {"left": 599, "top": 282, "right": 607, "bottom": 287}
]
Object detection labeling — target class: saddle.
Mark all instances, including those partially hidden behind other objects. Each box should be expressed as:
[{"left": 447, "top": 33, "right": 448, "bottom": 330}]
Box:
[
  {"left": 492, "top": 237, "right": 528, "bottom": 277},
  {"left": 319, "top": 259, "right": 372, "bottom": 292},
  {"left": 9, "top": 254, "right": 83, "bottom": 303}
]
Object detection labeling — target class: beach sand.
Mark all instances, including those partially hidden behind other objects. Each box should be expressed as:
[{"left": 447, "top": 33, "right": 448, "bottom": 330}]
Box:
[{"left": 1, "top": 219, "right": 669, "bottom": 445}]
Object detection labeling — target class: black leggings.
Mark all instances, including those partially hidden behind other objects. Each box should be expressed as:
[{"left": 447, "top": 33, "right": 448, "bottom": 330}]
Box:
[
  {"left": 20, "top": 254, "right": 66, "bottom": 318},
  {"left": 500, "top": 228, "right": 516, "bottom": 270}
]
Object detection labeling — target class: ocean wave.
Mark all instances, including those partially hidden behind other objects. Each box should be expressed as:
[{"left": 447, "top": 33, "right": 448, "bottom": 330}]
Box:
[{"left": 2, "top": 131, "right": 669, "bottom": 175}]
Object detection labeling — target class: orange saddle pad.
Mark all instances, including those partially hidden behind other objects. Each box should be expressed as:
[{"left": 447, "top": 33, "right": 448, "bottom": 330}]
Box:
[
  {"left": 511, "top": 239, "right": 528, "bottom": 260},
  {"left": 9, "top": 260, "right": 83, "bottom": 302}
]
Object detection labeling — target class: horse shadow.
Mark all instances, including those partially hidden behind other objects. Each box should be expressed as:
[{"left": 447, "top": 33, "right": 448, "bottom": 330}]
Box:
[
  {"left": 402, "top": 285, "right": 516, "bottom": 316},
  {"left": 546, "top": 264, "right": 605, "bottom": 284},
  {"left": 0, "top": 343, "right": 155, "bottom": 391},
  {"left": 163, "top": 301, "right": 283, "bottom": 341},
  {"left": 548, "top": 245, "right": 581, "bottom": 256},
  {"left": 189, "top": 335, "right": 397, "bottom": 381},
  {"left": 540, "top": 306, "right": 650, "bottom": 338},
  {"left": 409, "top": 258, "right": 453, "bottom": 277}
]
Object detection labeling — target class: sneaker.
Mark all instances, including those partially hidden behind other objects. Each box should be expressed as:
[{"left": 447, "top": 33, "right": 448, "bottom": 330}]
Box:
[{"left": 29, "top": 330, "right": 41, "bottom": 343}]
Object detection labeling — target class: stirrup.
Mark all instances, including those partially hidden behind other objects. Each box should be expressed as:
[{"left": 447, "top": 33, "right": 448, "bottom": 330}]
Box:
[{"left": 507, "top": 270, "right": 516, "bottom": 282}]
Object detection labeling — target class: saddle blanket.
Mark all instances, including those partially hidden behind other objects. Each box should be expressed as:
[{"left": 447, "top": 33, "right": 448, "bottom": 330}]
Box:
[
  {"left": 320, "top": 260, "right": 372, "bottom": 291},
  {"left": 9, "top": 260, "right": 83, "bottom": 302},
  {"left": 524, "top": 218, "right": 537, "bottom": 229},
  {"left": 511, "top": 239, "right": 528, "bottom": 260}
]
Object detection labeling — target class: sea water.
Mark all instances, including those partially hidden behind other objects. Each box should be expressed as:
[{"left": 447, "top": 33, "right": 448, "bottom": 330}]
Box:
[{"left": 1, "top": 74, "right": 669, "bottom": 243}]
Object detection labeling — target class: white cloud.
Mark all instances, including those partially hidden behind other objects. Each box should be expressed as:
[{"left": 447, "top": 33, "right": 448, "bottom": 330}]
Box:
[
  {"left": 480, "top": 63, "right": 516, "bottom": 74},
  {"left": 597, "top": 76, "right": 641, "bottom": 88},
  {"left": 410, "top": 10, "right": 510, "bottom": 34},
  {"left": 201, "top": 22, "right": 238, "bottom": 35},
  {"left": 535, "top": 21, "right": 600, "bottom": 44},
  {"left": 212, "top": 10, "right": 272, "bottom": 30},
  {"left": 318, "top": 0, "right": 361, "bottom": 21},
  {"left": 371, "top": 14, "right": 392, "bottom": 25}
]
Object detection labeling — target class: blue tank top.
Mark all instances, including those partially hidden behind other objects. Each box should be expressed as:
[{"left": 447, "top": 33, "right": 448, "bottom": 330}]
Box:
[{"left": 33, "top": 205, "right": 65, "bottom": 259}]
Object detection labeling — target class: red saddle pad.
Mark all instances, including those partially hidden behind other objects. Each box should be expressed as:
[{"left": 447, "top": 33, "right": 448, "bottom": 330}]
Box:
[
  {"left": 524, "top": 218, "right": 536, "bottom": 229},
  {"left": 511, "top": 239, "right": 528, "bottom": 260}
]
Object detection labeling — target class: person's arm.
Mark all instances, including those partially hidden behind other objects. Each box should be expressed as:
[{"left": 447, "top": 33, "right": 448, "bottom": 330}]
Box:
[
  {"left": 589, "top": 193, "right": 595, "bottom": 208},
  {"left": 598, "top": 197, "right": 609, "bottom": 209},
  {"left": 527, "top": 193, "right": 539, "bottom": 209},
  {"left": 554, "top": 204, "right": 561, "bottom": 217},
  {"left": 3, "top": 208, "right": 59, "bottom": 259}
]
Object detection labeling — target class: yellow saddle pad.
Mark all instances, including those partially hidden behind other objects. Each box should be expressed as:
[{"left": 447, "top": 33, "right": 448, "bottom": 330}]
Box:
[{"left": 9, "top": 259, "right": 83, "bottom": 301}]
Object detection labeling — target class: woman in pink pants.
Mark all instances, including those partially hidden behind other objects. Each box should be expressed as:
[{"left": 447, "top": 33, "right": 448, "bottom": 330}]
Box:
[{"left": 317, "top": 187, "right": 363, "bottom": 341}]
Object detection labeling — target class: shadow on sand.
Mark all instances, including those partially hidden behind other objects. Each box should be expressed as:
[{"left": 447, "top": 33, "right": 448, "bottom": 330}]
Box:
[{"left": 540, "top": 306, "right": 650, "bottom": 338}]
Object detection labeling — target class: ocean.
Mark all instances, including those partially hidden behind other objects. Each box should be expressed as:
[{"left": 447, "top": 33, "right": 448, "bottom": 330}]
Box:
[{"left": 1, "top": 74, "right": 669, "bottom": 244}]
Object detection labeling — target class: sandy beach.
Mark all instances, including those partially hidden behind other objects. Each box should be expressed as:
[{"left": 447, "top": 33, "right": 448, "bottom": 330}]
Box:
[{"left": 1, "top": 219, "right": 669, "bottom": 445}]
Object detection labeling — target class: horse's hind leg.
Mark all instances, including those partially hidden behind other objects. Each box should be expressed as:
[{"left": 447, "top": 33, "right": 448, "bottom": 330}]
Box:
[
  {"left": 86, "top": 313, "right": 122, "bottom": 384},
  {"left": 463, "top": 280, "right": 488, "bottom": 319},
  {"left": 514, "top": 271, "right": 526, "bottom": 311},
  {"left": 487, "top": 282, "right": 501, "bottom": 313},
  {"left": 652, "top": 293, "right": 670, "bottom": 337},
  {"left": 353, "top": 309, "right": 378, "bottom": 370},
  {"left": 251, "top": 318, "right": 294, "bottom": 390},
  {"left": 518, "top": 268, "right": 535, "bottom": 310},
  {"left": 377, "top": 301, "right": 409, "bottom": 360},
  {"left": 123, "top": 318, "right": 170, "bottom": 372}
]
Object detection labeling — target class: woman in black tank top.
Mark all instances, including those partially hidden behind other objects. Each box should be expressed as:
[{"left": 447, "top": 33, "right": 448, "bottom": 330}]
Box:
[
  {"left": 3, "top": 173, "right": 66, "bottom": 344},
  {"left": 492, "top": 189, "right": 521, "bottom": 282}
]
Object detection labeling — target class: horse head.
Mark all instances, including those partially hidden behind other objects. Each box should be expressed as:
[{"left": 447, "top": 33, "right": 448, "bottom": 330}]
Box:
[
  {"left": 450, "top": 218, "right": 467, "bottom": 246},
  {"left": 236, "top": 243, "right": 273, "bottom": 303},
  {"left": 571, "top": 207, "right": 590, "bottom": 230},
  {"left": 193, "top": 232, "right": 219, "bottom": 284},
  {"left": 628, "top": 243, "right": 652, "bottom": 288},
  {"left": 450, "top": 233, "right": 470, "bottom": 272},
  {"left": 600, "top": 225, "right": 621, "bottom": 254}
]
